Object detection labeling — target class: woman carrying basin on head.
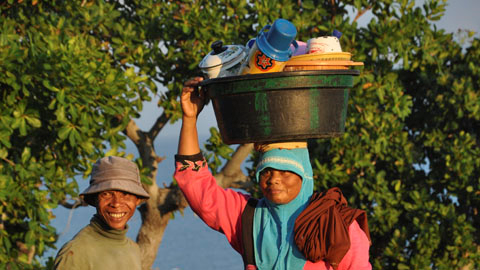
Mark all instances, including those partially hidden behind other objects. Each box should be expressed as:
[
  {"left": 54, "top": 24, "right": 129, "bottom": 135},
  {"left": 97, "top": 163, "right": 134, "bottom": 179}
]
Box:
[{"left": 174, "top": 77, "right": 372, "bottom": 270}]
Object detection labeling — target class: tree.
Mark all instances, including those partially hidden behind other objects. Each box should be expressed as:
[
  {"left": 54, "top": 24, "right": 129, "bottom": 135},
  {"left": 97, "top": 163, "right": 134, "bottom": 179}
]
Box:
[
  {"left": 0, "top": 0, "right": 478, "bottom": 269},
  {"left": 0, "top": 0, "right": 255, "bottom": 268},
  {"left": 306, "top": 1, "right": 480, "bottom": 268},
  {"left": 0, "top": 1, "right": 151, "bottom": 268}
]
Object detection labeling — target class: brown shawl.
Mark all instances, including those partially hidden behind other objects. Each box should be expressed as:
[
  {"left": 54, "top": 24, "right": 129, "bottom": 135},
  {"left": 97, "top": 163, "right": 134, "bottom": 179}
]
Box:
[{"left": 294, "top": 187, "right": 371, "bottom": 269}]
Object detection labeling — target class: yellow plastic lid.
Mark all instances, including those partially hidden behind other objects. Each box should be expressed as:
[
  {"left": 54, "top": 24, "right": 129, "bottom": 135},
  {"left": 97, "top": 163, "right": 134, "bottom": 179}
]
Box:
[{"left": 291, "top": 52, "right": 352, "bottom": 61}]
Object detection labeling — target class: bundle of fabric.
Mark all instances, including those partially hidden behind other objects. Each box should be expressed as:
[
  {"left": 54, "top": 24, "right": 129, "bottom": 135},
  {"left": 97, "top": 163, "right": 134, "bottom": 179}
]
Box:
[{"left": 294, "top": 187, "right": 371, "bottom": 269}]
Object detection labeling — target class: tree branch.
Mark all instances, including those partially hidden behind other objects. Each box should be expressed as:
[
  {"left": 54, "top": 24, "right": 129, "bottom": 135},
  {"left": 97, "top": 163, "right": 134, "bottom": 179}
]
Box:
[
  {"left": 214, "top": 143, "right": 254, "bottom": 188},
  {"left": 148, "top": 112, "right": 170, "bottom": 140},
  {"left": 354, "top": 6, "right": 372, "bottom": 23},
  {"left": 59, "top": 198, "right": 86, "bottom": 209},
  {"left": 156, "top": 186, "right": 189, "bottom": 215},
  {"left": 123, "top": 113, "right": 167, "bottom": 165},
  {"left": 124, "top": 119, "right": 144, "bottom": 146},
  {"left": 16, "top": 241, "right": 35, "bottom": 264},
  {"left": 330, "top": 0, "right": 336, "bottom": 24},
  {"left": 1, "top": 157, "right": 15, "bottom": 166}
]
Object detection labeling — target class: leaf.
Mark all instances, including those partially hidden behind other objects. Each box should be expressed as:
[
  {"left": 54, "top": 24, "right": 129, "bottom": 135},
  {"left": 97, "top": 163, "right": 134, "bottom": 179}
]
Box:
[
  {"left": 393, "top": 180, "right": 401, "bottom": 192},
  {"left": 18, "top": 118, "right": 27, "bottom": 136},
  {"left": 105, "top": 148, "right": 119, "bottom": 157},
  {"left": 58, "top": 126, "right": 72, "bottom": 140},
  {"left": 25, "top": 116, "right": 41, "bottom": 128},
  {"left": 68, "top": 128, "right": 80, "bottom": 146},
  {"left": 105, "top": 72, "right": 116, "bottom": 84},
  {"left": 0, "top": 149, "right": 7, "bottom": 159},
  {"left": 21, "top": 147, "right": 31, "bottom": 164}
]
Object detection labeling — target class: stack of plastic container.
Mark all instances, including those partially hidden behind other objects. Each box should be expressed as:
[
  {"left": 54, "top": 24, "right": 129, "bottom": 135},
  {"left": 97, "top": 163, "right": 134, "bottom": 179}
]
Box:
[{"left": 197, "top": 19, "right": 364, "bottom": 145}]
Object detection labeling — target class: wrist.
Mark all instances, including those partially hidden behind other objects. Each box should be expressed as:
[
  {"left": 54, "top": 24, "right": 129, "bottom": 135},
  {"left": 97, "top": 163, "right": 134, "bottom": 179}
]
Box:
[{"left": 182, "top": 115, "right": 197, "bottom": 124}]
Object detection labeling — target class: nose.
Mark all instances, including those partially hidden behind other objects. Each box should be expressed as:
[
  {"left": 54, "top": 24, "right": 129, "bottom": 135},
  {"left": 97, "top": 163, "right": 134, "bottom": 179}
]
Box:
[
  {"left": 266, "top": 170, "right": 282, "bottom": 185},
  {"left": 109, "top": 192, "right": 122, "bottom": 206}
]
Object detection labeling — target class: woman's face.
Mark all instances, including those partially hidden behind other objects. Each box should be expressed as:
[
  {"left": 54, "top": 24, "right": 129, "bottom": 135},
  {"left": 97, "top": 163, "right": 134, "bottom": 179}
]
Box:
[
  {"left": 96, "top": 190, "right": 141, "bottom": 230},
  {"left": 259, "top": 168, "right": 302, "bottom": 204}
]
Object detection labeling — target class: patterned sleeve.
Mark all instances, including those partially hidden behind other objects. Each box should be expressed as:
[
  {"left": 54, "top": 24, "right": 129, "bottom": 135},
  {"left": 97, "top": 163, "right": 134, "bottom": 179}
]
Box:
[{"left": 174, "top": 153, "right": 250, "bottom": 254}]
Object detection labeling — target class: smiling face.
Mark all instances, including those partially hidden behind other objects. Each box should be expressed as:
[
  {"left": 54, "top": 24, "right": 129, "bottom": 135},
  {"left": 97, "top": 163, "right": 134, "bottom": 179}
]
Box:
[
  {"left": 259, "top": 168, "right": 302, "bottom": 205},
  {"left": 95, "top": 190, "right": 141, "bottom": 230}
]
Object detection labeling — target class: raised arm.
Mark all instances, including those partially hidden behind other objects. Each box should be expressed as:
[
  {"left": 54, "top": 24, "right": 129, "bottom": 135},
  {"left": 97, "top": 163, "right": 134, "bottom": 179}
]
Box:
[
  {"left": 178, "top": 77, "right": 204, "bottom": 155},
  {"left": 175, "top": 77, "right": 250, "bottom": 254}
]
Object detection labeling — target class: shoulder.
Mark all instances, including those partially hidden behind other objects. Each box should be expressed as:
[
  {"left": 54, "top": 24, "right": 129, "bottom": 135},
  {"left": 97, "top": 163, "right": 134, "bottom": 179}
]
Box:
[
  {"left": 126, "top": 237, "right": 141, "bottom": 253},
  {"left": 348, "top": 220, "right": 371, "bottom": 246},
  {"left": 54, "top": 227, "right": 92, "bottom": 269},
  {"left": 335, "top": 220, "right": 372, "bottom": 270},
  {"left": 57, "top": 225, "right": 94, "bottom": 250},
  {"left": 54, "top": 224, "right": 99, "bottom": 258}
]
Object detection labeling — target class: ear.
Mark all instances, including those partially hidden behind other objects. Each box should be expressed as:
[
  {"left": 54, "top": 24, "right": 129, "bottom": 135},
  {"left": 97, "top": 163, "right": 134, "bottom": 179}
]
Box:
[{"left": 135, "top": 197, "right": 143, "bottom": 206}]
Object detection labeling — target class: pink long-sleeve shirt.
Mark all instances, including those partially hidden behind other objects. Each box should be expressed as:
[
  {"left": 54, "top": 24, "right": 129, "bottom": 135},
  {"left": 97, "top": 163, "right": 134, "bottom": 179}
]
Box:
[{"left": 174, "top": 156, "right": 372, "bottom": 270}]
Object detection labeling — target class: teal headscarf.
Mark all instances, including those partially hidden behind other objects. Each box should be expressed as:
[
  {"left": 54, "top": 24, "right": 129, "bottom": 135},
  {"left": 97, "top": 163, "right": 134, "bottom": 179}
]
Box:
[{"left": 253, "top": 147, "right": 314, "bottom": 270}]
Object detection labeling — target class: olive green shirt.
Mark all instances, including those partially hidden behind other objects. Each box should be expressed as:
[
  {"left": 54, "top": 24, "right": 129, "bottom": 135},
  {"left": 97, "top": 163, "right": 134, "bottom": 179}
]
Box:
[{"left": 54, "top": 214, "right": 142, "bottom": 270}]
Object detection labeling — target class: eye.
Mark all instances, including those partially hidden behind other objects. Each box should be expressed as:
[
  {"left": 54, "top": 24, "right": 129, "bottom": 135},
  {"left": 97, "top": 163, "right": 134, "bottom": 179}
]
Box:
[
  {"left": 259, "top": 168, "right": 272, "bottom": 180},
  {"left": 99, "top": 191, "right": 113, "bottom": 199},
  {"left": 123, "top": 192, "right": 136, "bottom": 200}
]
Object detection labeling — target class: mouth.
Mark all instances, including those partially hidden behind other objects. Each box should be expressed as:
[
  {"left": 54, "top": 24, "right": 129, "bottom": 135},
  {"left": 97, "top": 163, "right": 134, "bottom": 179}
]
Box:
[
  {"left": 108, "top": 212, "right": 127, "bottom": 219},
  {"left": 268, "top": 189, "right": 282, "bottom": 194}
]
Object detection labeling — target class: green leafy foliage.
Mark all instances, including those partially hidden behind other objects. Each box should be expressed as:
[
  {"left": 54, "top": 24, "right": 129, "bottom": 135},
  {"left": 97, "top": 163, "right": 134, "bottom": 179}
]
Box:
[
  {"left": 305, "top": 1, "right": 480, "bottom": 269},
  {"left": 0, "top": 1, "right": 150, "bottom": 268}
]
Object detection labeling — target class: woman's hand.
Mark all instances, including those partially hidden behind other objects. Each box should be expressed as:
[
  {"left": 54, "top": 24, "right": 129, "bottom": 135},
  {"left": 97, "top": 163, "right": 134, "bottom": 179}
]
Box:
[
  {"left": 181, "top": 77, "right": 205, "bottom": 119},
  {"left": 178, "top": 77, "right": 204, "bottom": 155}
]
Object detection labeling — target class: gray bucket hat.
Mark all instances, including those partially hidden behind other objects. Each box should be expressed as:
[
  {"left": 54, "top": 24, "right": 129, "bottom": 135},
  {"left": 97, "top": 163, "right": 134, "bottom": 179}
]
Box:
[{"left": 80, "top": 156, "right": 150, "bottom": 206}]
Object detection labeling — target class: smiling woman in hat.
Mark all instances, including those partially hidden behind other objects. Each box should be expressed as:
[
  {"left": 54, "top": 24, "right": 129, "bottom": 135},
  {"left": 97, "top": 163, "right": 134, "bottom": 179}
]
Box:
[
  {"left": 175, "top": 77, "right": 372, "bottom": 270},
  {"left": 54, "top": 156, "right": 149, "bottom": 270}
]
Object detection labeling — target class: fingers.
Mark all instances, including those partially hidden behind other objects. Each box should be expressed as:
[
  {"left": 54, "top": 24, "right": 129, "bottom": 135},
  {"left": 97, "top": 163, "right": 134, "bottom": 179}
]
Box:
[
  {"left": 183, "top": 77, "right": 204, "bottom": 93},
  {"left": 182, "top": 77, "right": 206, "bottom": 105},
  {"left": 180, "top": 77, "right": 206, "bottom": 118}
]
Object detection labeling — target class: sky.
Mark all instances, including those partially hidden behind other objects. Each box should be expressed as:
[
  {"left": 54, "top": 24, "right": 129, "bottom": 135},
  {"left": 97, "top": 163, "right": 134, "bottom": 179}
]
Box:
[
  {"left": 47, "top": 1, "right": 480, "bottom": 269},
  {"left": 434, "top": 0, "right": 480, "bottom": 34}
]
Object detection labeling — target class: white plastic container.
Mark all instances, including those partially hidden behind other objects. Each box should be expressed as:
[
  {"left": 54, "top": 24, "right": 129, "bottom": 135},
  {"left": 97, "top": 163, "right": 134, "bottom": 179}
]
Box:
[
  {"left": 198, "top": 41, "right": 247, "bottom": 78},
  {"left": 306, "top": 36, "right": 342, "bottom": 54}
]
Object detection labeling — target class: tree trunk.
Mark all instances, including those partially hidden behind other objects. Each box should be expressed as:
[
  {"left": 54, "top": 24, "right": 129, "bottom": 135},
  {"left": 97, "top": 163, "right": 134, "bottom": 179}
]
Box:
[{"left": 137, "top": 198, "right": 173, "bottom": 270}]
